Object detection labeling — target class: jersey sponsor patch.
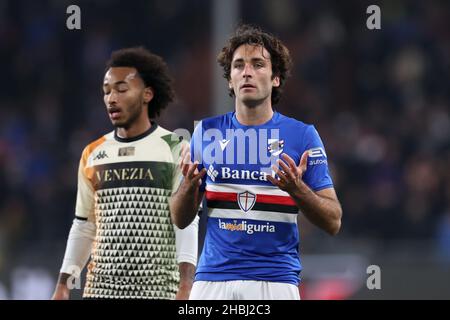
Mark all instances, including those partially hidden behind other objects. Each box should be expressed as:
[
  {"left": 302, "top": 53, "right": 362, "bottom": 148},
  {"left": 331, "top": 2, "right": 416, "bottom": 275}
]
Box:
[
  {"left": 308, "top": 147, "right": 328, "bottom": 166},
  {"left": 118, "top": 146, "right": 135, "bottom": 157},
  {"left": 308, "top": 147, "right": 327, "bottom": 158},
  {"left": 218, "top": 219, "right": 276, "bottom": 234},
  {"left": 268, "top": 139, "right": 284, "bottom": 157}
]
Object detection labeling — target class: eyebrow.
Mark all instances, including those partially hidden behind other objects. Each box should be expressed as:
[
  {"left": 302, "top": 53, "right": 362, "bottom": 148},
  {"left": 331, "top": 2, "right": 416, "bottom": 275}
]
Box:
[
  {"left": 232, "top": 57, "right": 267, "bottom": 64},
  {"left": 103, "top": 80, "right": 128, "bottom": 87}
]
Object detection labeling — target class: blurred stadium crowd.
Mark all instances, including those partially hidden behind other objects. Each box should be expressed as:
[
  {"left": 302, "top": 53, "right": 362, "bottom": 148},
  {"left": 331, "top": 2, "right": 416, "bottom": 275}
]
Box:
[{"left": 0, "top": 0, "right": 449, "bottom": 289}]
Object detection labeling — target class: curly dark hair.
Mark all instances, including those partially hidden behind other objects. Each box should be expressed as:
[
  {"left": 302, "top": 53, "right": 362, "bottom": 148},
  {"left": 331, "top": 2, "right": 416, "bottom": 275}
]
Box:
[
  {"left": 218, "top": 24, "right": 293, "bottom": 106},
  {"left": 106, "top": 47, "right": 175, "bottom": 118}
]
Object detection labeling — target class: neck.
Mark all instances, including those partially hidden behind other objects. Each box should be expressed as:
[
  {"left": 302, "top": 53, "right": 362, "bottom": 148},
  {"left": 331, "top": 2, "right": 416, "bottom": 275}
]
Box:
[
  {"left": 116, "top": 117, "right": 152, "bottom": 139},
  {"left": 235, "top": 99, "right": 274, "bottom": 126}
]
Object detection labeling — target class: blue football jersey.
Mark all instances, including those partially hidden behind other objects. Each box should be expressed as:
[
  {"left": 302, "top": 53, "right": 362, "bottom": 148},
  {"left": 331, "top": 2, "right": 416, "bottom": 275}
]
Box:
[{"left": 190, "top": 111, "right": 333, "bottom": 285}]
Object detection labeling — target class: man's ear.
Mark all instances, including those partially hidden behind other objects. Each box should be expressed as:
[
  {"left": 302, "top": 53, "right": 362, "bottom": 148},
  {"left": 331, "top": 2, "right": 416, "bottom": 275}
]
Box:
[
  {"left": 144, "top": 87, "right": 154, "bottom": 104},
  {"left": 272, "top": 75, "right": 280, "bottom": 88}
]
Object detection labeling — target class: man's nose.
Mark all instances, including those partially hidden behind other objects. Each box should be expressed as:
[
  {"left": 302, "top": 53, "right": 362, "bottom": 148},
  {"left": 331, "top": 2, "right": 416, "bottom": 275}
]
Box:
[
  {"left": 107, "top": 91, "right": 118, "bottom": 105},
  {"left": 242, "top": 63, "right": 253, "bottom": 78}
]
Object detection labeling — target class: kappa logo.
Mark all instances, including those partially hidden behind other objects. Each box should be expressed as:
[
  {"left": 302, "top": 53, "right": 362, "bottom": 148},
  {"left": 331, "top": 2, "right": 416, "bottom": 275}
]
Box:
[
  {"left": 93, "top": 150, "right": 108, "bottom": 160},
  {"left": 268, "top": 139, "right": 284, "bottom": 157},
  {"left": 237, "top": 191, "right": 256, "bottom": 212}
]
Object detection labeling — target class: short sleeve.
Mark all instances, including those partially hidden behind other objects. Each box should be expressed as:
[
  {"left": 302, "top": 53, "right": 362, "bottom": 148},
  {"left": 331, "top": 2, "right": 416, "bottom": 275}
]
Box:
[
  {"left": 301, "top": 125, "right": 334, "bottom": 191},
  {"left": 74, "top": 148, "right": 96, "bottom": 222}
]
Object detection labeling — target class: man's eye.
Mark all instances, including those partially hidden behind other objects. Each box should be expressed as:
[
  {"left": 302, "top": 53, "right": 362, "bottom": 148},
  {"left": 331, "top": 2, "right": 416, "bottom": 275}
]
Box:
[{"left": 234, "top": 63, "right": 244, "bottom": 69}]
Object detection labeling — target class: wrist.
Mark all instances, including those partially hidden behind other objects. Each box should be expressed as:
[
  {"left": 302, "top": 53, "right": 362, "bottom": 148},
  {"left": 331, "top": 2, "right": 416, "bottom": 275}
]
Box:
[
  {"left": 180, "top": 179, "right": 198, "bottom": 194},
  {"left": 178, "top": 280, "right": 193, "bottom": 289},
  {"left": 290, "top": 179, "right": 310, "bottom": 197},
  {"left": 178, "top": 262, "right": 195, "bottom": 290}
]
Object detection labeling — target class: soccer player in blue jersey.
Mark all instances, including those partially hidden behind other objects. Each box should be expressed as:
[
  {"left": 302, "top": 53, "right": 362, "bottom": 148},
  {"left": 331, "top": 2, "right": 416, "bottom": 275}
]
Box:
[{"left": 170, "top": 25, "right": 342, "bottom": 300}]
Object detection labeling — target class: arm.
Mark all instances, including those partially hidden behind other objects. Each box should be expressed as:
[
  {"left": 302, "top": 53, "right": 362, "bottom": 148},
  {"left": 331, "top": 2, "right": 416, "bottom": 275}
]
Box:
[
  {"left": 268, "top": 152, "right": 342, "bottom": 235},
  {"left": 53, "top": 274, "right": 72, "bottom": 300},
  {"left": 176, "top": 262, "right": 196, "bottom": 300},
  {"left": 52, "top": 219, "right": 96, "bottom": 299},
  {"left": 53, "top": 146, "right": 98, "bottom": 299},
  {"left": 170, "top": 146, "right": 206, "bottom": 229},
  {"left": 291, "top": 184, "right": 341, "bottom": 235},
  {"left": 170, "top": 182, "right": 204, "bottom": 229},
  {"left": 174, "top": 215, "right": 200, "bottom": 299}
]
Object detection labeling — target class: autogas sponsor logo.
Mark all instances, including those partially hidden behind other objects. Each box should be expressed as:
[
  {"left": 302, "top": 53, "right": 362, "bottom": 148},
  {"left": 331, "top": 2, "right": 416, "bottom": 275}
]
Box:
[
  {"left": 308, "top": 147, "right": 328, "bottom": 166},
  {"left": 309, "top": 159, "right": 328, "bottom": 165}
]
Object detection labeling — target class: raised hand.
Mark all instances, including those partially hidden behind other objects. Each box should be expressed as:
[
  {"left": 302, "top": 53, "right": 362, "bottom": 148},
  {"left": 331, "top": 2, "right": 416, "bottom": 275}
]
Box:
[
  {"left": 179, "top": 144, "right": 206, "bottom": 189},
  {"left": 267, "top": 151, "right": 308, "bottom": 194}
]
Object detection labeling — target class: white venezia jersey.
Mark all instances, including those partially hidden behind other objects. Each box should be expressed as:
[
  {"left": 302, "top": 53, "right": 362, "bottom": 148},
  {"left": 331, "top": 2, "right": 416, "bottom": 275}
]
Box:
[{"left": 75, "top": 123, "right": 186, "bottom": 299}]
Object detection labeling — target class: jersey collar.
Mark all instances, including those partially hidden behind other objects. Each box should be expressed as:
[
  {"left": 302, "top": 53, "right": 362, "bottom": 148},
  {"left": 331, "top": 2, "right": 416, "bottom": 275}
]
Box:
[{"left": 114, "top": 121, "right": 158, "bottom": 143}]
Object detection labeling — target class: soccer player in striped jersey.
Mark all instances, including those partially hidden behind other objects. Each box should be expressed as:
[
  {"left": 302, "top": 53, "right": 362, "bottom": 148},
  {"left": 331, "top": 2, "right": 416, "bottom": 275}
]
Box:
[
  {"left": 170, "top": 25, "right": 342, "bottom": 300},
  {"left": 52, "top": 47, "right": 198, "bottom": 299}
]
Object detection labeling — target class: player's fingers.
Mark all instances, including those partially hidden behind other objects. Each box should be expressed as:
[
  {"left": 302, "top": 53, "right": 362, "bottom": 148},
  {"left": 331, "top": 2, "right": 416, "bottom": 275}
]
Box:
[
  {"left": 181, "top": 163, "right": 190, "bottom": 177},
  {"left": 186, "top": 161, "right": 199, "bottom": 179},
  {"left": 197, "top": 169, "right": 207, "bottom": 187},
  {"left": 281, "top": 153, "right": 297, "bottom": 170},
  {"left": 266, "top": 174, "right": 280, "bottom": 187},
  {"left": 183, "top": 151, "right": 192, "bottom": 165},
  {"left": 180, "top": 143, "right": 189, "bottom": 158},
  {"left": 179, "top": 151, "right": 190, "bottom": 168},
  {"left": 277, "top": 159, "right": 296, "bottom": 181},
  {"left": 180, "top": 151, "right": 188, "bottom": 166},
  {"left": 299, "top": 150, "right": 309, "bottom": 173},
  {"left": 193, "top": 167, "right": 207, "bottom": 182},
  {"left": 272, "top": 164, "right": 288, "bottom": 183},
  {"left": 180, "top": 152, "right": 191, "bottom": 175}
]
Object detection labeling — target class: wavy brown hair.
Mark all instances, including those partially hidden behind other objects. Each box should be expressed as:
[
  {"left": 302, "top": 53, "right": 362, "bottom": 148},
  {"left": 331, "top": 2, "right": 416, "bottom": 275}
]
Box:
[{"left": 217, "top": 24, "right": 293, "bottom": 106}]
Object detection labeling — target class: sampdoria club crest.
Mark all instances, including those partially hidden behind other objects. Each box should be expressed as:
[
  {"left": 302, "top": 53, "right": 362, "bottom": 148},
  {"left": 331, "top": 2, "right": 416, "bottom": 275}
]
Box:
[
  {"left": 268, "top": 139, "right": 285, "bottom": 157},
  {"left": 237, "top": 191, "right": 257, "bottom": 212}
]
